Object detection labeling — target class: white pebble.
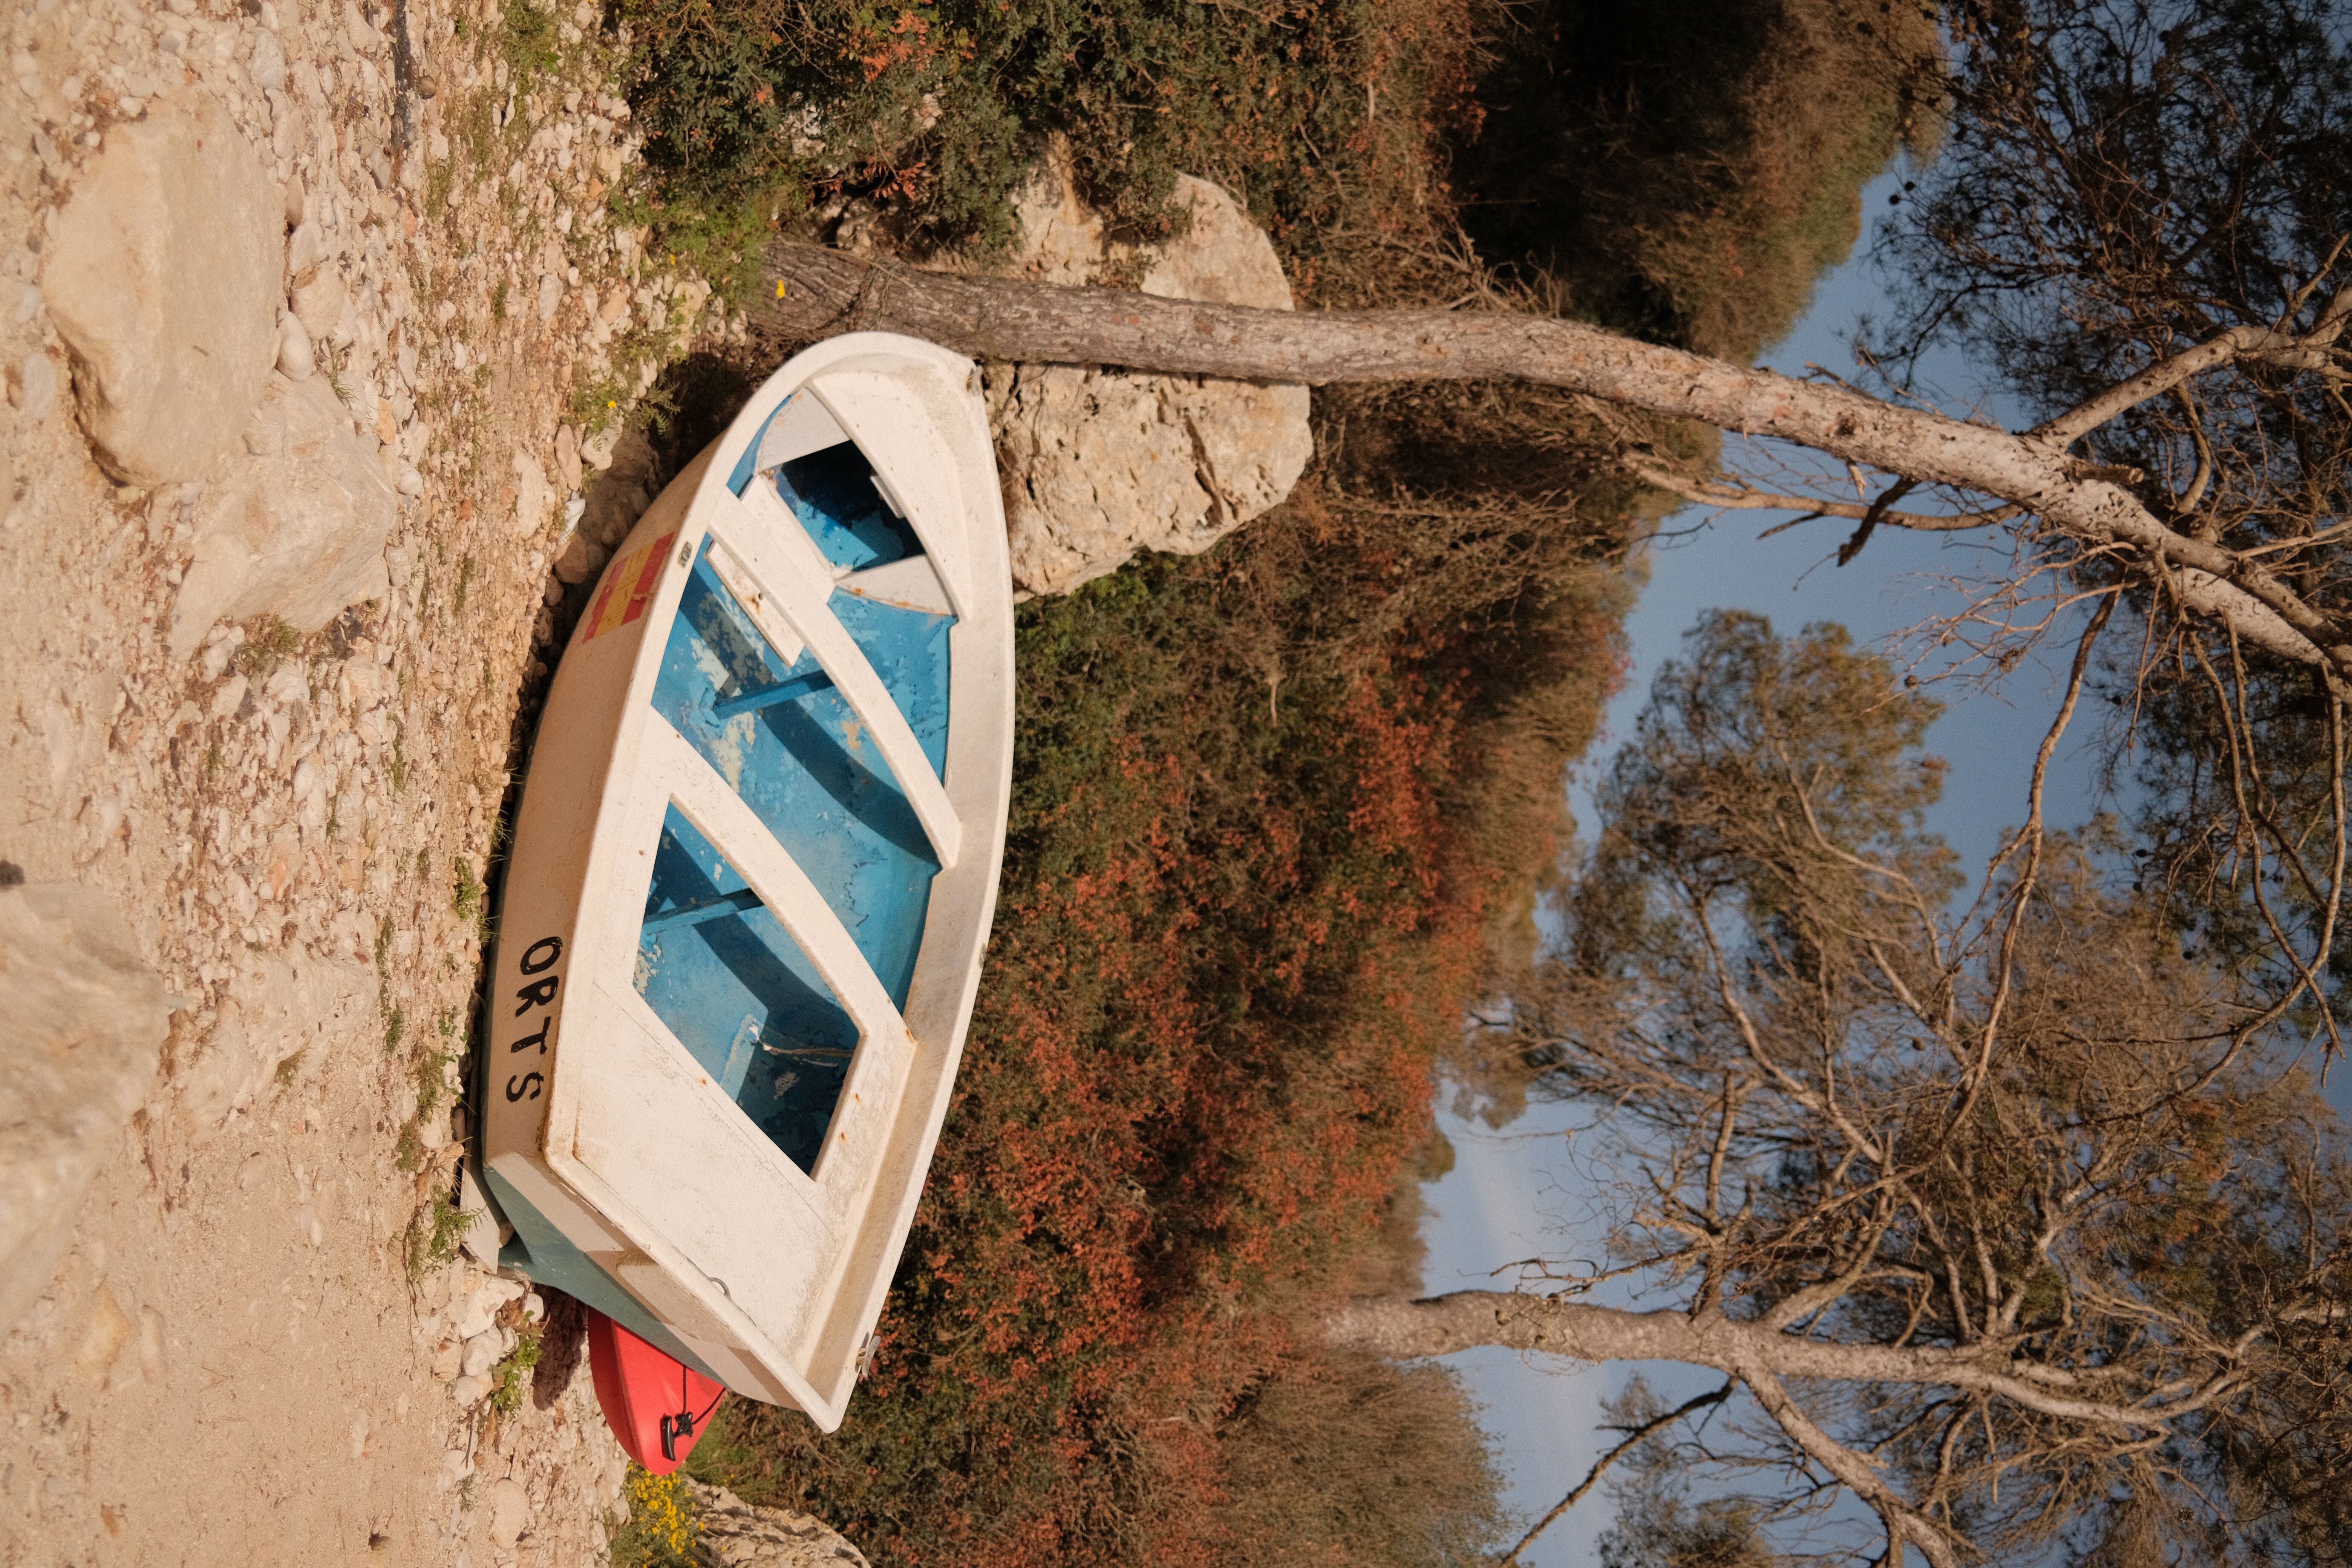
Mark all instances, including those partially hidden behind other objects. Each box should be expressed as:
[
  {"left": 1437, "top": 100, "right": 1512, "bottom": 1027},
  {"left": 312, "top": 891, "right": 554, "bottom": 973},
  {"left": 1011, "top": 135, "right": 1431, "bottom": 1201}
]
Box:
[
  {"left": 478, "top": 1276, "right": 527, "bottom": 1309},
  {"left": 276, "top": 312, "right": 313, "bottom": 379},
  {"left": 249, "top": 29, "right": 286, "bottom": 91},
  {"left": 459, "top": 1330, "right": 502, "bottom": 1378}
]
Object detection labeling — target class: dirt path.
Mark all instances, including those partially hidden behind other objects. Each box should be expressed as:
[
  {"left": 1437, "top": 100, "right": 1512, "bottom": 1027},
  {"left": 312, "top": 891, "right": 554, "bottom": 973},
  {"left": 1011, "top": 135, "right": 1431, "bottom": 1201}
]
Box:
[{"left": 0, "top": 0, "right": 735, "bottom": 1561}]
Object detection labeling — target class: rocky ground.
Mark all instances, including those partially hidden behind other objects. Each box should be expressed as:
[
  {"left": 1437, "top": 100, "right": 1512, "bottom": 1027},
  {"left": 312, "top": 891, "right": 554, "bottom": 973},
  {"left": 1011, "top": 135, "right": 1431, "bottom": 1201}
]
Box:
[
  {"left": 0, "top": 0, "right": 735, "bottom": 1562},
  {"left": 0, "top": 0, "right": 1314, "bottom": 1560}
]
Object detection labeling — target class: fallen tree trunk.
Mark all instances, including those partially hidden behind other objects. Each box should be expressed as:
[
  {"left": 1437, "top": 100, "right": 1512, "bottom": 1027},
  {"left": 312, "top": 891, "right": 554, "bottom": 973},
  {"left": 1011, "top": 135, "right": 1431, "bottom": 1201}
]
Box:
[
  {"left": 756, "top": 239, "right": 2345, "bottom": 676},
  {"left": 1319, "top": 1289, "right": 2264, "bottom": 1568}
]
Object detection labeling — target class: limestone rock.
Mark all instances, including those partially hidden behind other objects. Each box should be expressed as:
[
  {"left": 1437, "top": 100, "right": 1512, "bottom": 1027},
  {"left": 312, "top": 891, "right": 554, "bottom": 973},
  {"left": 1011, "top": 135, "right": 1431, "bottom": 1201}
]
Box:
[
  {"left": 551, "top": 528, "right": 607, "bottom": 586},
  {"left": 580, "top": 421, "right": 622, "bottom": 472},
  {"left": 686, "top": 1482, "right": 869, "bottom": 1568},
  {"left": 578, "top": 426, "right": 658, "bottom": 548},
  {"left": 966, "top": 145, "right": 1312, "bottom": 596},
  {"left": 1136, "top": 182, "right": 1300, "bottom": 315},
  {"left": 136, "top": 1305, "right": 166, "bottom": 1383},
  {"left": 290, "top": 269, "right": 346, "bottom": 341},
  {"left": 990, "top": 366, "right": 1311, "bottom": 596},
  {"left": 513, "top": 450, "right": 553, "bottom": 537},
  {"left": 452, "top": 1274, "right": 525, "bottom": 1339},
  {"left": 485, "top": 1476, "right": 530, "bottom": 1548},
  {"left": 249, "top": 29, "right": 287, "bottom": 92},
  {"left": 43, "top": 95, "right": 281, "bottom": 485},
  {"left": 13, "top": 351, "right": 59, "bottom": 424},
  {"left": 168, "top": 373, "right": 396, "bottom": 657},
  {"left": 555, "top": 423, "right": 582, "bottom": 492},
  {"left": 276, "top": 312, "right": 314, "bottom": 380},
  {"left": 73, "top": 1286, "right": 133, "bottom": 1377},
  {"left": 172, "top": 951, "right": 374, "bottom": 1139},
  {"left": 0, "top": 882, "right": 178, "bottom": 1334},
  {"left": 460, "top": 1330, "right": 502, "bottom": 1378}
]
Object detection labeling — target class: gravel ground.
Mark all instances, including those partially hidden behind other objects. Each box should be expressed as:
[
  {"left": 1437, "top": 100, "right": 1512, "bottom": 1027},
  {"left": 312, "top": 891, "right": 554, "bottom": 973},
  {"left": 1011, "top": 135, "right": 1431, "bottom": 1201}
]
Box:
[{"left": 0, "top": 0, "right": 746, "bottom": 1560}]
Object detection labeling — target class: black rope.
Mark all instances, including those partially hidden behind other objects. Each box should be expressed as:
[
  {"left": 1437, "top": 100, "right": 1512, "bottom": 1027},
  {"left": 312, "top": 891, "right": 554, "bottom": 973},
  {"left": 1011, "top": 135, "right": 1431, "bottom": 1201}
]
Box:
[{"left": 659, "top": 1364, "right": 726, "bottom": 1461}]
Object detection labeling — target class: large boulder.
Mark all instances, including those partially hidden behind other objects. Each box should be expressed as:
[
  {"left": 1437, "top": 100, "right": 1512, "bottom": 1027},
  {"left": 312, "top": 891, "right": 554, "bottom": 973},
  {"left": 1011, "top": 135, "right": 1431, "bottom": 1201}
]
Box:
[
  {"left": 0, "top": 882, "right": 179, "bottom": 1334},
  {"left": 43, "top": 94, "right": 282, "bottom": 487},
  {"left": 951, "top": 145, "right": 1314, "bottom": 596},
  {"left": 169, "top": 373, "right": 397, "bottom": 657},
  {"left": 990, "top": 365, "right": 1310, "bottom": 594},
  {"left": 686, "top": 1481, "right": 869, "bottom": 1568}
]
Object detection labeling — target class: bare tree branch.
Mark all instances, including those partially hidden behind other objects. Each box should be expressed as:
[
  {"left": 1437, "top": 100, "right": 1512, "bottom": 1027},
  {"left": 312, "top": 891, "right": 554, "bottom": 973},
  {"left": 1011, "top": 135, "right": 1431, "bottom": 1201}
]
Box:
[
  {"left": 758, "top": 242, "right": 2343, "bottom": 672},
  {"left": 2029, "top": 277, "right": 2352, "bottom": 445},
  {"left": 1499, "top": 1381, "right": 1735, "bottom": 1566},
  {"left": 1623, "top": 462, "right": 2022, "bottom": 533},
  {"left": 1321, "top": 1293, "right": 2252, "bottom": 1430}
]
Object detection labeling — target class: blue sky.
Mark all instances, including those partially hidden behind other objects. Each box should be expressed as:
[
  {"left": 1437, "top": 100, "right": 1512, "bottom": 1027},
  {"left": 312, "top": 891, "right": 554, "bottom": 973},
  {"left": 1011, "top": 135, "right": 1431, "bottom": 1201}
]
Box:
[{"left": 1413, "top": 164, "right": 2122, "bottom": 1565}]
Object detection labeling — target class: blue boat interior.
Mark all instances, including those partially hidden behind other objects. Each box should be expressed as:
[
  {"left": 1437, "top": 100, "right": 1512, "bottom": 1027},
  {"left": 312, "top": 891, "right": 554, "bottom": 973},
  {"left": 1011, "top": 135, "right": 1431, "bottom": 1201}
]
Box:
[
  {"left": 634, "top": 807, "right": 862, "bottom": 1175},
  {"left": 777, "top": 443, "right": 923, "bottom": 574},
  {"left": 639, "top": 410, "right": 956, "bottom": 1176}
]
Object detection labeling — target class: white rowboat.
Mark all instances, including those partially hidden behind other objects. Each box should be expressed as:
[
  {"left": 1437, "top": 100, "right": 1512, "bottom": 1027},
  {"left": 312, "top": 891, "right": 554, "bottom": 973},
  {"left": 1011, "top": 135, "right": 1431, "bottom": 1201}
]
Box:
[{"left": 476, "top": 333, "right": 1013, "bottom": 1432}]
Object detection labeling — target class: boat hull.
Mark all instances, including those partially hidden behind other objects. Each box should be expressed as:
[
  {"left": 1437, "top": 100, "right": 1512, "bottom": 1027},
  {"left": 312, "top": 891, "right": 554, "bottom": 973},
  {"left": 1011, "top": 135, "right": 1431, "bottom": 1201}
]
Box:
[
  {"left": 586, "top": 1308, "right": 727, "bottom": 1476},
  {"left": 476, "top": 334, "right": 1013, "bottom": 1429}
]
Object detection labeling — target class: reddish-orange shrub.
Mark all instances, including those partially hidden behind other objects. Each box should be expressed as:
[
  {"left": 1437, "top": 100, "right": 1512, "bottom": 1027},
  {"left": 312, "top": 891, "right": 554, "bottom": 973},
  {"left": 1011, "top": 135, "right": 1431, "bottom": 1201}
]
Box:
[{"left": 686, "top": 533, "right": 1553, "bottom": 1564}]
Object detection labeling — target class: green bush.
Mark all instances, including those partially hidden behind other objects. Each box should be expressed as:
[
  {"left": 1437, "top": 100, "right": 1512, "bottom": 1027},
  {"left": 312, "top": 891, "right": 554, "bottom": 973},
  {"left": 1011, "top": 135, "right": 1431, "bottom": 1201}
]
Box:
[{"left": 618, "top": 0, "right": 1482, "bottom": 276}]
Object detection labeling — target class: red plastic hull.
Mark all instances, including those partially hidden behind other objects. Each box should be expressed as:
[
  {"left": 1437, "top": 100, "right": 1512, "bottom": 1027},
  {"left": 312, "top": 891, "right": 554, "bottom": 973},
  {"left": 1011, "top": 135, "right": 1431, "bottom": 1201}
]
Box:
[{"left": 584, "top": 1307, "right": 727, "bottom": 1475}]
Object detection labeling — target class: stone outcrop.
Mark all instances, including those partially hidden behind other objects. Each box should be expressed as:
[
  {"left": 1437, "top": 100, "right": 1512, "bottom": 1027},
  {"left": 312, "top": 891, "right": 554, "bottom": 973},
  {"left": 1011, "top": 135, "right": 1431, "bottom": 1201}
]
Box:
[
  {"left": 968, "top": 150, "right": 1314, "bottom": 596},
  {"left": 686, "top": 1482, "right": 870, "bottom": 1568},
  {"left": 168, "top": 373, "right": 399, "bottom": 657},
  {"left": 989, "top": 361, "right": 1311, "bottom": 595},
  {"left": 0, "top": 882, "right": 178, "bottom": 1334},
  {"left": 43, "top": 95, "right": 281, "bottom": 487},
  {"left": 483, "top": 1476, "right": 530, "bottom": 1548}
]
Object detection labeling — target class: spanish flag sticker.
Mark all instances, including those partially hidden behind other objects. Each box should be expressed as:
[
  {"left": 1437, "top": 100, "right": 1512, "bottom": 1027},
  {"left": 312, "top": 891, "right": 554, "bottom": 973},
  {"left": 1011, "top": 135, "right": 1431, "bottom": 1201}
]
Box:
[{"left": 584, "top": 531, "right": 679, "bottom": 643}]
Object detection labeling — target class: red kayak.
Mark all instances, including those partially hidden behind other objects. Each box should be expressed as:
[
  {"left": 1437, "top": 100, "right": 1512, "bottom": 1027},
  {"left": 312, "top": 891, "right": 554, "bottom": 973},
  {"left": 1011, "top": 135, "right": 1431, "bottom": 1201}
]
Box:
[{"left": 584, "top": 1308, "right": 727, "bottom": 1474}]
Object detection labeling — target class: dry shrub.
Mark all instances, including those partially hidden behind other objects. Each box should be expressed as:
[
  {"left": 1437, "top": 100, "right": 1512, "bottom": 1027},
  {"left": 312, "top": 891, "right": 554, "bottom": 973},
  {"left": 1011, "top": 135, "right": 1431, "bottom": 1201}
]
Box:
[
  {"left": 684, "top": 579, "right": 1514, "bottom": 1565},
  {"left": 1209, "top": 1349, "right": 1510, "bottom": 1568},
  {"left": 1457, "top": 0, "right": 1943, "bottom": 357}
]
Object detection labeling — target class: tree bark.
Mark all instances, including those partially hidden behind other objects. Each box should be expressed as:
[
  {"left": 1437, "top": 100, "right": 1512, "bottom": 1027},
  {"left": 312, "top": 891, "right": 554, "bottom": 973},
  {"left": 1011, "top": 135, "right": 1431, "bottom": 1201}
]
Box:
[
  {"left": 758, "top": 239, "right": 2342, "bottom": 675},
  {"left": 1319, "top": 1291, "right": 2225, "bottom": 1429},
  {"left": 1318, "top": 1287, "right": 2260, "bottom": 1568}
]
